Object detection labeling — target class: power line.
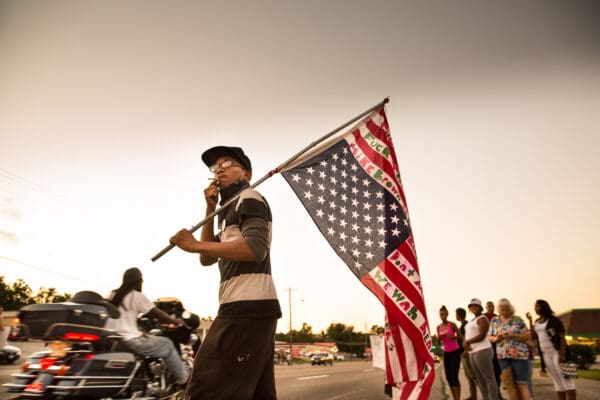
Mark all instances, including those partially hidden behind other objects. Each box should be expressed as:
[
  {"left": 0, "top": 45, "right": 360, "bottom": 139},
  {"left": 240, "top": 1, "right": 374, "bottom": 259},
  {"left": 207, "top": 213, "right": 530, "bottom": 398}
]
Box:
[
  {"left": 0, "top": 167, "right": 60, "bottom": 212},
  {"left": 0, "top": 167, "right": 47, "bottom": 193},
  {"left": 0, "top": 255, "right": 110, "bottom": 291}
]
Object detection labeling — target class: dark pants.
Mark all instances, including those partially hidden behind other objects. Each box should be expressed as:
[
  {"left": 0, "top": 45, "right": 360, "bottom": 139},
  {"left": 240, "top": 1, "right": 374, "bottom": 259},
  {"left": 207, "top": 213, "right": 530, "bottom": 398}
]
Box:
[
  {"left": 185, "top": 317, "right": 278, "bottom": 400},
  {"left": 491, "top": 342, "right": 501, "bottom": 388},
  {"left": 443, "top": 349, "right": 462, "bottom": 387}
]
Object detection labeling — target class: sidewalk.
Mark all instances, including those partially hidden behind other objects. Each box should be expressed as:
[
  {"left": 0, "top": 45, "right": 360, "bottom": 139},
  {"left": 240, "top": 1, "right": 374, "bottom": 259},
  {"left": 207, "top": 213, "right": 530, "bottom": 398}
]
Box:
[{"left": 433, "top": 362, "right": 600, "bottom": 400}]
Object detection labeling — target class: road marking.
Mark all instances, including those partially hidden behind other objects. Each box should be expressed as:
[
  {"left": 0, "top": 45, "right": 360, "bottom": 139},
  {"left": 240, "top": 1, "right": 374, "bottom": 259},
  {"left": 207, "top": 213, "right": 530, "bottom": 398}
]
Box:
[
  {"left": 297, "top": 374, "right": 329, "bottom": 380},
  {"left": 363, "top": 368, "right": 376, "bottom": 372}
]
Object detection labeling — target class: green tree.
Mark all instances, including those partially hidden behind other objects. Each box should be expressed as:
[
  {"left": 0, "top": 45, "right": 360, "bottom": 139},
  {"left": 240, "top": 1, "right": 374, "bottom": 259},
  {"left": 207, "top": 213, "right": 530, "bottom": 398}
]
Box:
[
  {"left": 293, "top": 322, "right": 316, "bottom": 343},
  {"left": 370, "top": 325, "right": 385, "bottom": 334},
  {"left": 33, "top": 287, "right": 72, "bottom": 304},
  {"left": 320, "top": 323, "right": 367, "bottom": 356},
  {"left": 0, "top": 277, "right": 72, "bottom": 310},
  {"left": 0, "top": 277, "right": 35, "bottom": 309},
  {"left": 275, "top": 322, "right": 317, "bottom": 343}
]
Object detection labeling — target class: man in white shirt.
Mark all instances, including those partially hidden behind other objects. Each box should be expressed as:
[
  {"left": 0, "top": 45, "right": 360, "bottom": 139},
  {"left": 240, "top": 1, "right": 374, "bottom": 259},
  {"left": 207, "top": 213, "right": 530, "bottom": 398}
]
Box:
[{"left": 105, "top": 267, "right": 189, "bottom": 385}]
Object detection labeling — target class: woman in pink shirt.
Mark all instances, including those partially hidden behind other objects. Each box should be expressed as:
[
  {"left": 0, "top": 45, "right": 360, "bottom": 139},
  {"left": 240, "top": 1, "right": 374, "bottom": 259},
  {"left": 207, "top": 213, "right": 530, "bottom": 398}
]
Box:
[{"left": 438, "top": 305, "right": 463, "bottom": 400}]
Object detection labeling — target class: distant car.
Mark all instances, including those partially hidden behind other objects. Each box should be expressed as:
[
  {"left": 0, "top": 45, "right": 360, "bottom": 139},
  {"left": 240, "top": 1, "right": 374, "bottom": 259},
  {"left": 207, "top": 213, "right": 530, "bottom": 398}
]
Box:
[
  {"left": 311, "top": 352, "right": 334, "bottom": 366},
  {"left": 0, "top": 344, "right": 21, "bottom": 364},
  {"left": 335, "top": 355, "right": 345, "bottom": 361},
  {"left": 8, "top": 325, "right": 28, "bottom": 341}
]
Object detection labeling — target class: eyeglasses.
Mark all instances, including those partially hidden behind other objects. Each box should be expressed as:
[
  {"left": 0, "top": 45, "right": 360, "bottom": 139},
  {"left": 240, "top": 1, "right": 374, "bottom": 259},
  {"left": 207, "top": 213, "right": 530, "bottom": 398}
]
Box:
[{"left": 209, "top": 160, "right": 242, "bottom": 173}]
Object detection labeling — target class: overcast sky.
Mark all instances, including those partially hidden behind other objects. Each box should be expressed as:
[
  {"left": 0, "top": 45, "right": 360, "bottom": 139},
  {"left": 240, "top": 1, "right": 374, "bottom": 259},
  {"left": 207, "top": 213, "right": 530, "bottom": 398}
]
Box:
[{"left": 1, "top": 0, "right": 599, "bottom": 333}]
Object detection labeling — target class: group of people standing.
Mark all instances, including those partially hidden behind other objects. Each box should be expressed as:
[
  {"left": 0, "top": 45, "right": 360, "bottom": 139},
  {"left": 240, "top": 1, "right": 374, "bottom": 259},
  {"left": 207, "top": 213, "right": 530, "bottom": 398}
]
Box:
[{"left": 437, "top": 298, "right": 577, "bottom": 400}]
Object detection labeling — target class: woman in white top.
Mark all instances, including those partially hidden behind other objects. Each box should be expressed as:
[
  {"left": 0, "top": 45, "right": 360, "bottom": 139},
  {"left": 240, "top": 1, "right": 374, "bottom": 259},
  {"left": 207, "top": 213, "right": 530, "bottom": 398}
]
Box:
[
  {"left": 526, "top": 299, "right": 576, "bottom": 400},
  {"left": 462, "top": 298, "right": 498, "bottom": 400},
  {"left": 105, "top": 267, "right": 189, "bottom": 386}
]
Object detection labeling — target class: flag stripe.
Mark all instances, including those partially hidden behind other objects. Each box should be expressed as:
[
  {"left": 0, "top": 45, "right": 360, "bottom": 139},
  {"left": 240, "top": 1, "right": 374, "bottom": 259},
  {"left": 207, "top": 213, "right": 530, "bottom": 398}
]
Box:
[
  {"left": 362, "top": 273, "right": 430, "bottom": 370},
  {"left": 399, "top": 327, "right": 422, "bottom": 381},
  {"left": 398, "top": 238, "right": 418, "bottom": 272},
  {"left": 365, "top": 269, "right": 430, "bottom": 347},
  {"left": 385, "top": 320, "right": 408, "bottom": 383},
  {"left": 379, "top": 251, "right": 426, "bottom": 312},
  {"left": 366, "top": 112, "right": 409, "bottom": 208},
  {"left": 345, "top": 133, "right": 406, "bottom": 212},
  {"left": 351, "top": 128, "right": 406, "bottom": 211},
  {"left": 364, "top": 116, "right": 408, "bottom": 207}
]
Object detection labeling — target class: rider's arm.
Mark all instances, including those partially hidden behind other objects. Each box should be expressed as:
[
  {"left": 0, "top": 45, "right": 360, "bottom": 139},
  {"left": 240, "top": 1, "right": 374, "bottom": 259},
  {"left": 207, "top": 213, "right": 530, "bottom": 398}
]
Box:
[{"left": 147, "top": 307, "right": 183, "bottom": 326}]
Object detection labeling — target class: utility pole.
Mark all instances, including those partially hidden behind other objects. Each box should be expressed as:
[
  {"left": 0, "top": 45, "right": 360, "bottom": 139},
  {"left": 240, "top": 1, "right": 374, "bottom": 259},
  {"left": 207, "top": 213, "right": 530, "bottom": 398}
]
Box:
[
  {"left": 287, "top": 288, "right": 296, "bottom": 365},
  {"left": 289, "top": 288, "right": 292, "bottom": 363}
]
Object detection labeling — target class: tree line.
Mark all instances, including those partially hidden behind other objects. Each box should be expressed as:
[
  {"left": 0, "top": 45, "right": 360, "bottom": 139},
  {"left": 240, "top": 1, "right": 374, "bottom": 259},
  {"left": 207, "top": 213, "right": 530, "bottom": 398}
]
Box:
[
  {"left": 0, "top": 276, "right": 72, "bottom": 310},
  {"left": 275, "top": 322, "right": 385, "bottom": 356}
]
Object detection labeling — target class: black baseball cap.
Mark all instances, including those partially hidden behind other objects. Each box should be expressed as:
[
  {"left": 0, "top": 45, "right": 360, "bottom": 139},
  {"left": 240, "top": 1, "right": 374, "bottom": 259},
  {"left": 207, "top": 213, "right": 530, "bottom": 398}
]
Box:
[{"left": 201, "top": 146, "right": 252, "bottom": 171}]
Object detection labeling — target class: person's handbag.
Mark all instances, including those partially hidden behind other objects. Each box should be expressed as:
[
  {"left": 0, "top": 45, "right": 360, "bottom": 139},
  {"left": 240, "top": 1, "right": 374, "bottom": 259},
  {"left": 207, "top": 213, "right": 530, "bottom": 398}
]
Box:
[{"left": 560, "top": 361, "right": 578, "bottom": 379}]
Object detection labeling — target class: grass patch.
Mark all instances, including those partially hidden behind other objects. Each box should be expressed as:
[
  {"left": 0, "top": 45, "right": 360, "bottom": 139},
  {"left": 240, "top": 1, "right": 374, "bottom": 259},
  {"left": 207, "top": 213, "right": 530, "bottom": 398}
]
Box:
[
  {"left": 578, "top": 369, "right": 600, "bottom": 381},
  {"left": 534, "top": 361, "right": 600, "bottom": 380}
]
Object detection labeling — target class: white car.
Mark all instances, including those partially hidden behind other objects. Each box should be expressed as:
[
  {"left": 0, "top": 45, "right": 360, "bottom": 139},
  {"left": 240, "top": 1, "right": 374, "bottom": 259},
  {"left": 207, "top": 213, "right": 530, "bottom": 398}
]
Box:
[{"left": 311, "top": 352, "right": 334, "bottom": 366}]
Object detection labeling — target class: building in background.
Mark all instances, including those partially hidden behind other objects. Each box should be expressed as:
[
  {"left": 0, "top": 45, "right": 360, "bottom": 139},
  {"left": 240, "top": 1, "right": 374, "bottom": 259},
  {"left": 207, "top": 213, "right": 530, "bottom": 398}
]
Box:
[{"left": 558, "top": 308, "right": 600, "bottom": 345}]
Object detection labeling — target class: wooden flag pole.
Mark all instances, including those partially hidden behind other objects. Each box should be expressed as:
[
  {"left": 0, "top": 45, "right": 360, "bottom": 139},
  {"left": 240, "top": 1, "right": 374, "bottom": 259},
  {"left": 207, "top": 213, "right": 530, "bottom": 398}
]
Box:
[{"left": 151, "top": 97, "right": 389, "bottom": 262}]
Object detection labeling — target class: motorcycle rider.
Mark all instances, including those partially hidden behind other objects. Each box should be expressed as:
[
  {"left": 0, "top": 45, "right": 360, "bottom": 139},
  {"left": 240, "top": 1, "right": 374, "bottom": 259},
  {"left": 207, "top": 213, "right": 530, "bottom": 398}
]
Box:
[{"left": 105, "top": 267, "right": 189, "bottom": 386}]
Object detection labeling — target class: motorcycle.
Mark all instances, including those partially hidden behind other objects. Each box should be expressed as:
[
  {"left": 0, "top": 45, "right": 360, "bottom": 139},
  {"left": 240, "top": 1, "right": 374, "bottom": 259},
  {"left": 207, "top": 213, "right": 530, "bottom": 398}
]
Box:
[
  {"left": 3, "top": 291, "right": 199, "bottom": 400},
  {"left": 140, "top": 297, "right": 201, "bottom": 373}
]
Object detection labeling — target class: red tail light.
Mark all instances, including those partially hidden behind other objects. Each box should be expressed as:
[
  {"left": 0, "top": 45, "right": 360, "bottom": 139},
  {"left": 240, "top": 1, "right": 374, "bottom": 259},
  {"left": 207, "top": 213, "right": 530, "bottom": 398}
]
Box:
[
  {"left": 25, "top": 382, "right": 44, "bottom": 392},
  {"left": 63, "top": 332, "right": 100, "bottom": 341}
]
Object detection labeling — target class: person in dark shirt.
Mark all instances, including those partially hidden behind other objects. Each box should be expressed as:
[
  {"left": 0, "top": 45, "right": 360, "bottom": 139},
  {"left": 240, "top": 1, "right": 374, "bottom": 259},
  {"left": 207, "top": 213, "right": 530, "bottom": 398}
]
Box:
[{"left": 170, "top": 145, "right": 281, "bottom": 400}]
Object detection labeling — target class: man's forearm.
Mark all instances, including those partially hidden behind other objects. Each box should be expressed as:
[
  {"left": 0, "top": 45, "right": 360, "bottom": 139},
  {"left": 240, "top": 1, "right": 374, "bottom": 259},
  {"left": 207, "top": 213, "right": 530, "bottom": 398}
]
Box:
[{"left": 194, "top": 238, "right": 256, "bottom": 261}]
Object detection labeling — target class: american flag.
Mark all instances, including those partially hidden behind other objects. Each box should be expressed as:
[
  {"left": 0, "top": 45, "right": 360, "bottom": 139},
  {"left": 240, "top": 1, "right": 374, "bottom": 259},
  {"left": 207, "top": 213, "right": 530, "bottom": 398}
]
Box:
[{"left": 281, "top": 106, "right": 434, "bottom": 399}]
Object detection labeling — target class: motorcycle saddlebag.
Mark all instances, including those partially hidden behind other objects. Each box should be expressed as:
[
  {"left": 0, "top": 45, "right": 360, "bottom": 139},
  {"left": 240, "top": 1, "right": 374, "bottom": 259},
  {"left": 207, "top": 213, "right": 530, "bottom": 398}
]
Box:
[
  {"left": 51, "top": 352, "right": 137, "bottom": 398},
  {"left": 18, "top": 302, "right": 111, "bottom": 340}
]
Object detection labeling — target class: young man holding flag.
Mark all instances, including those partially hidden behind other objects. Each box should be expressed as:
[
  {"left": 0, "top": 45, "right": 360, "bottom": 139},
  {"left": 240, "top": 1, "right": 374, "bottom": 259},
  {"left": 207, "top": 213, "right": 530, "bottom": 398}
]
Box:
[
  {"left": 163, "top": 99, "right": 433, "bottom": 399},
  {"left": 170, "top": 146, "right": 281, "bottom": 400}
]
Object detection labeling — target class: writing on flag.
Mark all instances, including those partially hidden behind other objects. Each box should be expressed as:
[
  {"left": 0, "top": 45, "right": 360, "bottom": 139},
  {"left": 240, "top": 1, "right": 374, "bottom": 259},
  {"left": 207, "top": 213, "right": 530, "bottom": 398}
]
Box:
[{"left": 281, "top": 107, "right": 434, "bottom": 399}]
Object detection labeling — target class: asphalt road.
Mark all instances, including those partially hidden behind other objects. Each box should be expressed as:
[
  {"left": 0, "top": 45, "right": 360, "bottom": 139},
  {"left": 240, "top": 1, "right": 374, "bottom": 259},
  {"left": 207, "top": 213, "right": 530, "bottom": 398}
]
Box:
[
  {"left": 0, "top": 340, "right": 391, "bottom": 400},
  {"left": 275, "top": 362, "right": 391, "bottom": 400},
  {"left": 2, "top": 340, "right": 599, "bottom": 399}
]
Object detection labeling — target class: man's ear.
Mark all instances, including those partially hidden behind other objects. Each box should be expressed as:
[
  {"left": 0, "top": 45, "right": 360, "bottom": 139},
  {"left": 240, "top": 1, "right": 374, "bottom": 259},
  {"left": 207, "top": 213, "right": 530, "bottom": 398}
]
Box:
[{"left": 243, "top": 170, "right": 252, "bottom": 181}]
